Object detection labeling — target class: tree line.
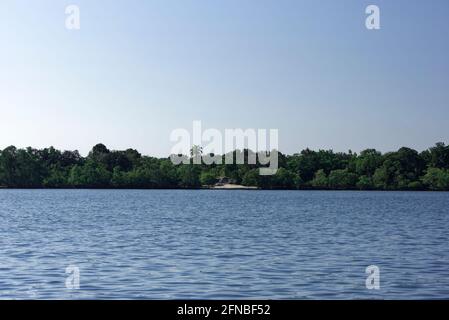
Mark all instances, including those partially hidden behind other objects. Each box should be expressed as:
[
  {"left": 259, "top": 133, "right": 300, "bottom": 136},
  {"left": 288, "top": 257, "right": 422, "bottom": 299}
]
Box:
[{"left": 0, "top": 143, "right": 449, "bottom": 190}]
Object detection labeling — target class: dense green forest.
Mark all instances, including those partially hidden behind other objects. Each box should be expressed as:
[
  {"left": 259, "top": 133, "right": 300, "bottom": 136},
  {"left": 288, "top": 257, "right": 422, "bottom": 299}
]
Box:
[{"left": 1, "top": 143, "right": 449, "bottom": 190}]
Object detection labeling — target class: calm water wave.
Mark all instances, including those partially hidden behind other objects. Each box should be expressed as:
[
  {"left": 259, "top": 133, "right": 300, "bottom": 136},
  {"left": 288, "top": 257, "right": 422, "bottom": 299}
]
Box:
[{"left": 0, "top": 190, "right": 448, "bottom": 299}]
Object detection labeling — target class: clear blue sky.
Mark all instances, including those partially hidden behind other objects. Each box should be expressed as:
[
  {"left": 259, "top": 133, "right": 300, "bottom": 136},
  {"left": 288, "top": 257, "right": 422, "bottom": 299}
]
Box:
[{"left": 1, "top": 0, "right": 448, "bottom": 156}]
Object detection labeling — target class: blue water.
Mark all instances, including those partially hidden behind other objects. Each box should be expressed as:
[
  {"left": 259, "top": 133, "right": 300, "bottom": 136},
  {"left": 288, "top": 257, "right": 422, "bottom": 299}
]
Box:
[{"left": 0, "top": 189, "right": 448, "bottom": 299}]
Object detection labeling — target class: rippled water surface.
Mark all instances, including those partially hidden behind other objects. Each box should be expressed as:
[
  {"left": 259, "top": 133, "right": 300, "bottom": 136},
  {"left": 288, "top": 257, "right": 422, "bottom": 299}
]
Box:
[{"left": 1, "top": 190, "right": 449, "bottom": 299}]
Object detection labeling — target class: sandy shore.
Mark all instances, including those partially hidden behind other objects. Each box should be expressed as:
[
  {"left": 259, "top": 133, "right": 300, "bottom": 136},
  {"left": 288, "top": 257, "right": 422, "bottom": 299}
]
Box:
[{"left": 209, "top": 184, "right": 258, "bottom": 190}]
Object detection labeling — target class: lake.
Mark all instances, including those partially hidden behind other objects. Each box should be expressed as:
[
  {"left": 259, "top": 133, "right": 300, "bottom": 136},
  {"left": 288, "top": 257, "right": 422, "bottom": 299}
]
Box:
[{"left": 0, "top": 189, "right": 448, "bottom": 299}]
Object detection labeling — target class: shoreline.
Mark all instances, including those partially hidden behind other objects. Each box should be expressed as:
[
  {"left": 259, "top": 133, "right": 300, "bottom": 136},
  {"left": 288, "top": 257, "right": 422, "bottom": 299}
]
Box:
[
  {"left": 0, "top": 186, "right": 448, "bottom": 192},
  {"left": 207, "top": 184, "right": 258, "bottom": 190}
]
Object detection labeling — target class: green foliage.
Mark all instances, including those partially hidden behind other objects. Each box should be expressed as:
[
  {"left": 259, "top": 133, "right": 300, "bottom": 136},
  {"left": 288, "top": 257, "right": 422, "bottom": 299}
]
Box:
[
  {"left": 311, "top": 169, "right": 328, "bottom": 188},
  {"left": 0, "top": 142, "right": 448, "bottom": 190},
  {"left": 68, "top": 161, "right": 111, "bottom": 188},
  {"left": 242, "top": 169, "right": 260, "bottom": 187},
  {"left": 427, "top": 143, "right": 449, "bottom": 169},
  {"left": 273, "top": 168, "right": 301, "bottom": 189},
  {"left": 177, "top": 165, "right": 201, "bottom": 188},
  {"left": 43, "top": 167, "right": 69, "bottom": 188},
  {"left": 328, "top": 169, "right": 358, "bottom": 189},
  {"left": 0, "top": 146, "right": 45, "bottom": 187},
  {"left": 111, "top": 167, "right": 128, "bottom": 187},
  {"left": 354, "top": 149, "right": 383, "bottom": 177},
  {"left": 356, "top": 175, "right": 374, "bottom": 190},
  {"left": 421, "top": 167, "right": 449, "bottom": 190},
  {"left": 200, "top": 171, "right": 217, "bottom": 186},
  {"left": 407, "top": 181, "right": 423, "bottom": 190}
]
